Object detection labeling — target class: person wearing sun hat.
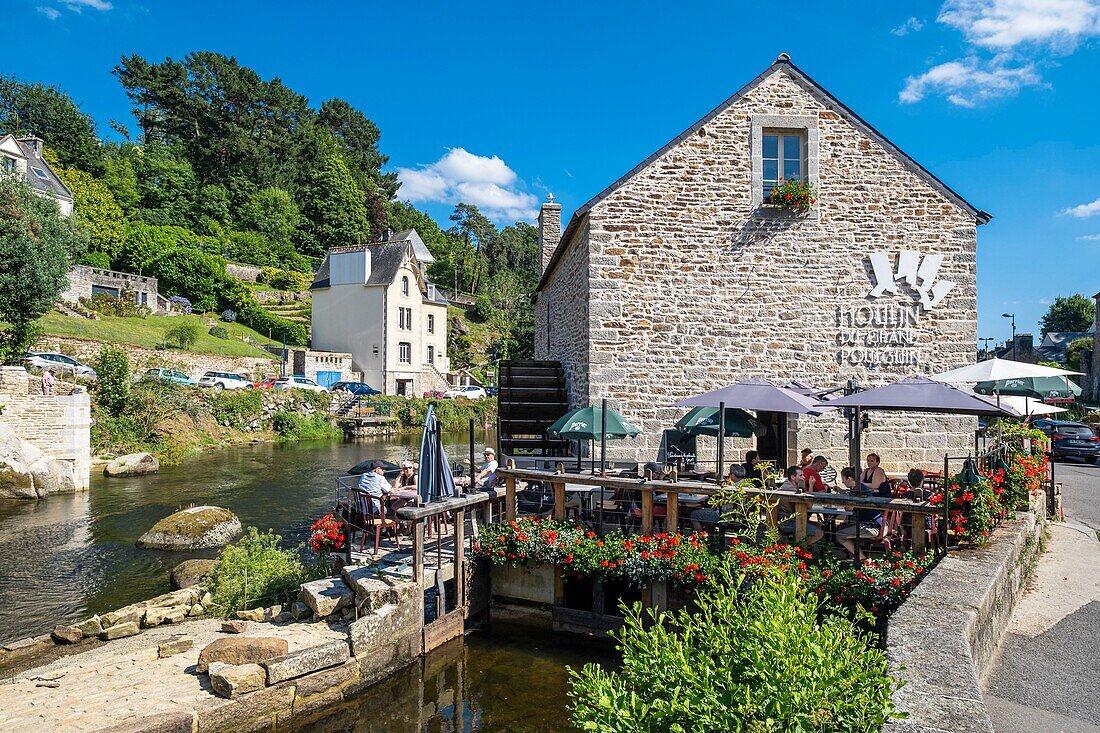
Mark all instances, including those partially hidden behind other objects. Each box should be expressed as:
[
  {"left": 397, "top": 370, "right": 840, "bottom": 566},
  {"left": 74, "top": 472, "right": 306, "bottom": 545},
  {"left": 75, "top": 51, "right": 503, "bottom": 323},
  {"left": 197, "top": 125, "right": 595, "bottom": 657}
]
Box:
[{"left": 458, "top": 447, "right": 499, "bottom": 489}]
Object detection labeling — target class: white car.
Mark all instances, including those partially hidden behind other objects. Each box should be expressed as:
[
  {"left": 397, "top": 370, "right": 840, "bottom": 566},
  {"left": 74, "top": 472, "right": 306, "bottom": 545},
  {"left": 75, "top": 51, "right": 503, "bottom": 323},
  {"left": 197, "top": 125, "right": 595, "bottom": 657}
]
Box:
[
  {"left": 197, "top": 371, "right": 253, "bottom": 390},
  {"left": 444, "top": 385, "right": 487, "bottom": 400},
  {"left": 22, "top": 352, "right": 97, "bottom": 380},
  {"left": 273, "top": 375, "right": 328, "bottom": 393}
]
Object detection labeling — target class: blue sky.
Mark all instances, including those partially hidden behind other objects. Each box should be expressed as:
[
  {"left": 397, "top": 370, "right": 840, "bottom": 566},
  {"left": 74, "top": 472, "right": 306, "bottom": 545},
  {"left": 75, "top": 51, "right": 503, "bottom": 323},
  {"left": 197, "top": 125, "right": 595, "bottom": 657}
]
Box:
[{"left": 4, "top": 0, "right": 1100, "bottom": 343}]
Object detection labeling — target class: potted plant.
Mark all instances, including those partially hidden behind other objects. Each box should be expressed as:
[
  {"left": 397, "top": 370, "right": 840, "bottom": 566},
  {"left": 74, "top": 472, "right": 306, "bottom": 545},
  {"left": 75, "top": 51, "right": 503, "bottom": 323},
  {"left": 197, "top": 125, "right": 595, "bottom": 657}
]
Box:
[{"left": 769, "top": 178, "right": 817, "bottom": 213}]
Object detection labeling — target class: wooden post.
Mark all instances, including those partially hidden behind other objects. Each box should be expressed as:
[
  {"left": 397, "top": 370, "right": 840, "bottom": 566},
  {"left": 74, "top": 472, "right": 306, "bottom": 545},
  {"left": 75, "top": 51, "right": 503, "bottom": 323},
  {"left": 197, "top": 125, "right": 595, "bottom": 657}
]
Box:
[
  {"left": 911, "top": 512, "right": 926, "bottom": 555},
  {"left": 794, "top": 502, "right": 809, "bottom": 547},
  {"left": 641, "top": 489, "right": 654, "bottom": 535},
  {"left": 666, "top": 492, "right": 679, "bottom": 534},
  {"left": 412, "top": 519, "right": 425, "bottom": 586},
  {"left": 505, "top": 459, "right": 517, "bottom": 522},
  {"left": 454, "top": 508, "right": 466, "bottom": 612},
  {"left": 553, "top": 480, "right": 565, "bottom": 520}
]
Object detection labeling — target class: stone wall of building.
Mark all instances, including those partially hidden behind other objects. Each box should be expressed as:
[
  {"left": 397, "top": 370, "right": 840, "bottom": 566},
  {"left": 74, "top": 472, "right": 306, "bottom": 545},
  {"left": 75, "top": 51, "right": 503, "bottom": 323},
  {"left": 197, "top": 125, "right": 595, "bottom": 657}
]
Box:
[
  {"left": 225, "top": 262, "right": 263, "bottom": 282},
  {"left": 540, "top": 66, "right": 982, "bottom": 472},
  {"left": 0, "top": 367, "right": 90, "bottom": 490},
  {"left": 61, "top": 266, "right": 163, "bottom": 312},
  {"left": 535, "top": 219, "right": 591, "bottom": 410}
]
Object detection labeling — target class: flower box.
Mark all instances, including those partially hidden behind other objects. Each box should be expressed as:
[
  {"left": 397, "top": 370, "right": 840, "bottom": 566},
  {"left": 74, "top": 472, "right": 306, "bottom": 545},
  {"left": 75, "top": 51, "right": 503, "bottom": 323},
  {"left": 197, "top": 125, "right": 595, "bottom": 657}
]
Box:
[{"left": 491, "top": 564, "right": 555, "bottom": 605}]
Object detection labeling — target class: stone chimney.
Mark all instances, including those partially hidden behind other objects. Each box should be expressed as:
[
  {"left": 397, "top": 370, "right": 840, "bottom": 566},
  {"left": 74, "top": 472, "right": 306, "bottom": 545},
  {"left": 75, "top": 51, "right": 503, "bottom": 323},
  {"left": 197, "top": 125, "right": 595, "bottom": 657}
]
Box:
[{"left": 538, "top": 194, "right": 562, "bottom": 276}]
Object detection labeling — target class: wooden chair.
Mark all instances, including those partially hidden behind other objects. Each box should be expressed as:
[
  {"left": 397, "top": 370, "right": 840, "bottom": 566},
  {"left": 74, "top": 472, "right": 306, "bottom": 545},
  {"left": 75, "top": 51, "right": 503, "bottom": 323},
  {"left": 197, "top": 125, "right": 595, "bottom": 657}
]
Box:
[
  {"left": 356, "top": 492, "right": 401, "bottom": 556},
  {"left": 861, "top": 509, "right": 902, "bottom": 553}
]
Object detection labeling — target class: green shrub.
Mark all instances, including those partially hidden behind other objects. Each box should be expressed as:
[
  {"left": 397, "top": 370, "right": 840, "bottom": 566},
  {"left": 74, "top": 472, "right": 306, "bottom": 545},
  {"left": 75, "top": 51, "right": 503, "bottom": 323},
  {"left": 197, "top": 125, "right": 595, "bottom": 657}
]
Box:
[
  {"left": 208, "top": 388, "right": 264, "bottom": 430},
  {"left": 271, "top": 410, "right": 341, "bottom": 441},
  {"left": 165, "top": 320, "right": 200, "bottom": 349},
  {"left": 92, "top": 345, "right": 131, "bottom": 417},
  {"left": 80, "top": 250, "right": 112, "bottom": 269},
  {"left": 220, "top": 280, "right": 308, "bottom": 346},
  {"left": 84, "top": 292, "right": 150, "bottom": 318},
  {"left": 258, "top": 266, "right": 311, "bottom": 292},
  {"left": 569, "top": 567, "right": 900, "bottom": 733},
  {"left": 205, "top": 528, "right": 309, "bottom": 615},
  {"left": 208, "top": 324, "right": 229, "bottom": 340},
  {"left": 371, "top": 395, "right": 497, "bottom": 431}
]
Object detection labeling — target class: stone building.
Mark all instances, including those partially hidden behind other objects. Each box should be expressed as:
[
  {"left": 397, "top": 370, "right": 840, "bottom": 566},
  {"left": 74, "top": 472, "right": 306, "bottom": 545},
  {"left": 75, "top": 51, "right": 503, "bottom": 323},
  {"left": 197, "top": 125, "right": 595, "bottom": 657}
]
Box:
[
  {"left": 311, "top": 230, "right": 451, "bottom": 395},
  {"left": 534, "top": 55, "right": 990, "bottom": 471},
  {"left": 0, "top": 133, "right": 73, "bottom": 216},
  {"left": 61, "top": 265, "right": 166, "bottom": 312}
]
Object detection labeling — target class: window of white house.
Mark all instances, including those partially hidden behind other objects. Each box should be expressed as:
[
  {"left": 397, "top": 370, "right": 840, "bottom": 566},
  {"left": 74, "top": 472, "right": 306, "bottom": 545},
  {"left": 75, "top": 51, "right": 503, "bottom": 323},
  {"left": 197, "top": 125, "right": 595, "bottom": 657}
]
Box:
[
  {"left": 427, "top": 314, "right": 435, "bottom": 334},
  {"left": 399, "top": 342, "right": 411, "bottom": 364},
  {"left": 761, "top": 131, "right": 804, "bottom": 200},
  {"left": 1, "top": 157, "right": 15, "bottom": 172},
  {"left": 401, "top": 276, "right": 409, "bottom": 297},
  {"left": 427, "top": 345, "right": 435, "bottom": 365},
  {"left": 398, "top": 307, "right": 412, "bottom": 330}
]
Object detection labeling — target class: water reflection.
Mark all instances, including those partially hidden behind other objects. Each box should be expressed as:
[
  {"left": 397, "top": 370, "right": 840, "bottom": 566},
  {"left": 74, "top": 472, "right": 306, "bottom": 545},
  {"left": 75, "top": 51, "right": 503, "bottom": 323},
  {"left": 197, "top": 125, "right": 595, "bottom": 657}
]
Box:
[
  {"left": 0, "top": 433, "right": 489, "bottom": 642},
  {"left": 287, "top": 627, "right": 608, "bottom": 733}
]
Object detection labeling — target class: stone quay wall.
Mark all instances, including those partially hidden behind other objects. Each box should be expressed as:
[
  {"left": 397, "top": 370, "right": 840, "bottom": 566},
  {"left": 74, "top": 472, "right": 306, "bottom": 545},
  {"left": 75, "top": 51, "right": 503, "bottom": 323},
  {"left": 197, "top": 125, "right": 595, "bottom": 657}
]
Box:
[
  {"left": 537, "top": 66, "right": 981, "bottom": 472},
  {"left": 0, "top": 367, "right": 90, "bottom": 490}
]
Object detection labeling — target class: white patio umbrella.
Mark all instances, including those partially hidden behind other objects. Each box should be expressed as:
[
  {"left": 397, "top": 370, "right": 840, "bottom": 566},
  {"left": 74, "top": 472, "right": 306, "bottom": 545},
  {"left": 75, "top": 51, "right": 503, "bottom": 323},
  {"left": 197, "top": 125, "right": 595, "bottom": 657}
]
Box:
[
  {"left": 975, "top": 394, "right": 1067, "bottom": 417},
  {"left": 930, "top": 358, "right": 1083, "bottom": 383}
]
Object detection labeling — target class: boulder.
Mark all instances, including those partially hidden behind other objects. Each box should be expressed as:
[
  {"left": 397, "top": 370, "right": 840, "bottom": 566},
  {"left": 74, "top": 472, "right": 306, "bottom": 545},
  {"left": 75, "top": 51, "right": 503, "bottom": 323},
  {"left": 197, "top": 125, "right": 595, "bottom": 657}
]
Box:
[
  {"left": 289, "top": 601, "right": 311, "bottom": 621},
  {"left": 0, "top": 424, "right": 77, "bottom": 500},
  {"left": 136, "top": 506, "right": 241, "bottom": 551},
  {"left": 261, "top": 640, "right": 350, "bottom": 684},
  {"left": 234, "top": 608, "right": 265, "bottom": 622},
  {"left": 169, "top": 559, "right": 216, "bottom": 590},
  {"left": 100, "top": 607, "right": 141, "bottom": 629},
  {"left": 141, "top": 605, "right": 187, "bottom": 628},
  {"left": 300, "top": 577, "right": 354, "bottom": 619},
  {"left": 103, "top": 452, "right": 159, "bottom": 477},
  {"left": 75, "top": 615, "right": 103, "bottom": 637},
  {"left": 221, "top": 621, "right": 248, "bottom": 634},
  {"left": 100, "top": 621, "right": 140, "bottom": 640},
  {"left": 209, "top": 662, "right": 266, "bottom": 699},
  {"left": 51, "top": 625, "right": 82, "bottom": 644},
  {"left": 196, "top": 637, "right": 288, "bottom": 673},
  {"left": 158, "top": 637, "right": 193, "bottom": 658},
  {"left": 187, "top": 604, "right": 204, "bottom": 617}
]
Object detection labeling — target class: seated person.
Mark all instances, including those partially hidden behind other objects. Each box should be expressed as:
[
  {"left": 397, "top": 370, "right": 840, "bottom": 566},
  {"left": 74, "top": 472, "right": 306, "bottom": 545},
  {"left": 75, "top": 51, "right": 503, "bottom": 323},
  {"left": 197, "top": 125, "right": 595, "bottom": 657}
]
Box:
[
  {"left": 393, "top": 461, "right": 417, "bottom": 491},
  {"left": 456, "top": 448, "right": 499, "bottom": 490},
  {"left": 775, "top": 465, "right": 823, "bottom": 545},
  {"left": 802, "top": 455, "right": 830, "bottom": 493},
  {"left": 740, "top": 451, "right": 765, "bottom": 487},
  {"left": 906, "top": 468, "right": 926, "bottom": 500},
  {"left": 799, "top": 447, "right": 814, "bottom": 468},
  {"left": 835, "top": 465, "right": 885, "bottom": 556},
  {"left": 859, "top": 453, "right": 891, "bottom": 499},
  {"left": 357, "top": 461, "right": 392, "bottom": 513}
]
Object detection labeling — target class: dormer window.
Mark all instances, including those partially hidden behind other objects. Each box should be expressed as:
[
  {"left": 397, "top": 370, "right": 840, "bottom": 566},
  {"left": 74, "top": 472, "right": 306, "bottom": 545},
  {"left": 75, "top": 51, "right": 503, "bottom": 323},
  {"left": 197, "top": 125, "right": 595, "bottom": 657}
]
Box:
[{"left": 401, "top": 276, "right": 409, "bottom": 297}]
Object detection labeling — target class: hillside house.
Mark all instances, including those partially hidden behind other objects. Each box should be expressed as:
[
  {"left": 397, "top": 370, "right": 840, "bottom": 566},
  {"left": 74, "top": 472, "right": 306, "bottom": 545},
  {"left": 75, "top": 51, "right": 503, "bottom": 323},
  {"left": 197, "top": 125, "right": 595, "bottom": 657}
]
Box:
[
  {"left": 0, "top": 133, "right": 73, "bottom": 216},
  {"left": 534, "top": 55, "right": 991, "bottom": 471},
  {"left": 311, "top": 230, "right": 450, "bottom": 395}
]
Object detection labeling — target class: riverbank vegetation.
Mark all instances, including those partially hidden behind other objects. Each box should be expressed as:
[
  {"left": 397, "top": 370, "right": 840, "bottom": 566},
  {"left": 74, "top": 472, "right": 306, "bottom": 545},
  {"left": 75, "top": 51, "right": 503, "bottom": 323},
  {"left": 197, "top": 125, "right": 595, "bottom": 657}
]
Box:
[
  {"left": 371, "top": 395, "right": 497, "bottom": 432},
  {"left": 39, "top": 312, "right": 280, "bottom": 358},
  {"left": 205, "top": 529, "right": 324, "bottom": 616}
]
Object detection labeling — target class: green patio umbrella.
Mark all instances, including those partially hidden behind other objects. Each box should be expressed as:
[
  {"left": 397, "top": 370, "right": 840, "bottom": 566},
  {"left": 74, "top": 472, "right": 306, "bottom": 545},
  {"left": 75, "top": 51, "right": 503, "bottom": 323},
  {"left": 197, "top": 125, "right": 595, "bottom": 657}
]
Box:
[
  {"left": 973, "top": 376, "right": 1081, "bottom": 403},
  {"left": 675, "top": 406, "right": 767, "bottom": 438}
]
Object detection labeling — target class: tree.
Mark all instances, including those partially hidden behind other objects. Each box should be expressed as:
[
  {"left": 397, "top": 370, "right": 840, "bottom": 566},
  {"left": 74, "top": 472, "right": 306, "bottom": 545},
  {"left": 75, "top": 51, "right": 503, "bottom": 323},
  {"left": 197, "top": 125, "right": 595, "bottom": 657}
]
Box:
[
  {"left": 475, "top": 271, "right": 533, "bottom": 360},
  {"left": 447, "top": 203, "right": 496, "bottom": 293},
  {"left": 1039, "top": 294, "right": 1094, "bottom": 336},
  {"left": 102, "top": 150, "right": 140, "bottom": 214},
  {"left": 317, "top": 98, "right": 396, "bottom": 198},
  {"left": 149, "top": 247, "right": 227, "bottom": 312},
  {"left": 53, "top": 164, "right": 126, "bottom": 264},
  {"left": 296, "top": 135, "right": 370, "bottom": 257},
  {"left": 93, "top": 345, "right": 131, "bottom": 417},
  {"left": 238, "top": 187, "right": 299, "bottom": 247},
  {"left": 0, "top": 174, "right": 87, "bottom": 360},
  {"left": 165, "top": 320, "right": 200, "bottom": 349},
  {"left": 129, "top": 141, "right": 229, "bottom": 231},
  {"left": 389, "top": 200, "right": 448, "bottom": 258},
  {"left": 0, "top": 75, "right": 105, "bottom": 174},
  {"left": 1065, "top": 337, "right": 1092, "bottom": 371}
]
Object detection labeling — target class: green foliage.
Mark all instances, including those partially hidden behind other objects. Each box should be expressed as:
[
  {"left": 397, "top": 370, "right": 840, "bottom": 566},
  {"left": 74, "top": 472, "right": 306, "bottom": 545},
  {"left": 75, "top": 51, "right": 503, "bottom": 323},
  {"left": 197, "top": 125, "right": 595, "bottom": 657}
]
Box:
[
  {"left": 1039, "top": 294, "right": 1094, "bottom": 337},
  {"left": 257, "top": 266, "right": 311, "bottom": 292},
  {"left": 569, "top": 567, "right": 899, "bottom": 733},
  {"left": 271, "top": 410, "right": 342, "bottom": 441},
  {"left": 53, "top": 165, "right": 126, "bottom": 262},
  {"left": 318, "top": 97, "right": 397, "bottom": 201},
  {"left": 239, "top": 186, "right": 300, "bottom": 247},
  {"left": 0, "top": 173, "right": 87, "bottom": 361},
  {"left": 371, "top": 395, "right": 496, "bottom": 431},
  {"left": 92, "top": 345, "right": 131, "bottom": 417},
  {"left": 1065, "top": 337, "right": 1091, "bottom": 370},
  {"left": 166, "top": 320, "right": 200, "bottom": 349},
  {"left": 389, "top": 200, "right": 448, "bottom": 259},
  {"left": 85, "top": 292, "right": 150, "bottom": 318},
  {"left": 208, "top": 387, "right": 264, "bottom": 430},
  {"left": 102, "top": 150, "right": 140, "bottom": 213},
  {"left": 475, "top": 270, "right": 534, "bottom": 360},
  {"left": 90, "top": 381, "right": 203, "bottom": 460},
  {"left": 219, "top": 279, "right": 308, "bottom": 346},
  {"left": 80, "top": 250, "right": 111, "bottom": 269},
  {"left": 296, "top": 133, "right": 371, "bottom": 257},
  {"left": 205, "top": 528, "right": 310, "bottom": 615},
  {"left": 0, "top": 75, "right": 105, "bottom": 173},
  {"left": 208, "top": 324, "right": 229, "bottom": 340},
  {"left": 150, "top": 246, "right": 227, "bottom": 311}
]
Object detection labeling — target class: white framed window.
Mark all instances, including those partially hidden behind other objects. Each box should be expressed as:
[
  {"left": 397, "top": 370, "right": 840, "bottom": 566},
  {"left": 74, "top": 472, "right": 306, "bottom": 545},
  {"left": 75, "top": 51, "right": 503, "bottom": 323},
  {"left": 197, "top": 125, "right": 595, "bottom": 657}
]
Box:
[
  {"left": 1, "top": 157, "right": 16, "bottom": 172},
  {"left": 427, "top": 345, "right": 435, "bottom": 365},
  {"left": 761, "top": 131, "right": 804, "bottom": 200},
  {"left": 427, "top": 313, "right": 435, "bottom": 334},
  {"left": 398, "top": 342, "right": 411, "bottom": 364},
  {"left": 401, "top": 276, "right": 409, "bottom": 297},
  {"left": 398, "top": 307, "right": 412, "bottom": 331}
]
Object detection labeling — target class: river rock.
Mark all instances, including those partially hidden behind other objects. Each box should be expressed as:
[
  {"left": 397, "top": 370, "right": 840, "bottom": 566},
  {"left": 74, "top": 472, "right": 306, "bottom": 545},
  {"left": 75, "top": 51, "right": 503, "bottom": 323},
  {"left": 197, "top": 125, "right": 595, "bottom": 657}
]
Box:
[
  {"left": 51, "top": 625, "right": 82, "bottom": 644},
  {"left": 169, "top": 559, "right": 216, "bottom": 590},
  {"left": 136, "top": 506, "right": 241, "bottom": 551},
  {"left": 158, "top": 636, "right": 194, "bottom": 658},
  {"left": 234, "top": 608, "right": 265, "bottom": 622},
  {"left": 103, "top": 452, "right": 159, "bottom": 477},
  {"left": 100, "top": 621, "right": 139, "bottom": 640},
  {"left": 289, "top": 601, "right": 311, "bottom": 621},
  {"left": 300, "top": 576, "right": 354, "bottom": 618},
  {"left": 142, "top": 605, "right": 187, "bottom": 627},
  {"left": 209, "top": 662, "right": 266, "bottom": 699},
  {"left": 75, "top": 615, "right": 103, "bottom": 637},
  {"left": 261, "top": 640, "right": 350, "bottom": 684},
  {"left": 0, "top": 423, "right": 77, "bottom": 500},
  {"left": 221, "top": 621, "right": 248, "bottom": 634},
  {"left": 196, "top": 637, "right": 288, "bottom": 673}
]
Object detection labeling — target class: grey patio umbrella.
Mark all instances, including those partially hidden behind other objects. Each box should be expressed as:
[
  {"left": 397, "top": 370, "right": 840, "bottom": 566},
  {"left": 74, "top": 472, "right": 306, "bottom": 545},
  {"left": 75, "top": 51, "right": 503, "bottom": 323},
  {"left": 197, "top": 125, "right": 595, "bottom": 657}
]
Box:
[
  {"left": 823, "top": 376, "right": 1024, "bottom": 417},
  {"left": 418, "top": 404, "right": 457, "bottom": 503}
]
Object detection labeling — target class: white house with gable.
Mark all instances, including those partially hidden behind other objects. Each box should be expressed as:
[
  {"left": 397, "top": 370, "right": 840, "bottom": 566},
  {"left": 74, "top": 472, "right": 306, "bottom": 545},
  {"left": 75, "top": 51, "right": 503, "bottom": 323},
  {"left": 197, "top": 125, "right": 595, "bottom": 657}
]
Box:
[{"left": 0, "top": 133, "right": 73, "bottom": 216}]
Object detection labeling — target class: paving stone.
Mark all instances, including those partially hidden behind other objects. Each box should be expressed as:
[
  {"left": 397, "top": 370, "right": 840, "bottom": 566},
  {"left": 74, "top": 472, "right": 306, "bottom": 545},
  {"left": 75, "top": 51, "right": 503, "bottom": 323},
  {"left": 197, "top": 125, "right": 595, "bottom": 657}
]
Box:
[
  {"left": 209, "top": 662, "right": 267, "bottom": 699},
  {"left": 196, "top": 636, "right": 288, "bottom": 673},
  {"left": 300, "top": 576, "right": 354, "bottom": 618},
  {"left": 261, "top": 640, "right": 350, "bottom": 684},
  {"left": 100, "top": 621, "right": 140, "bottom": 640},
  {"left": 51, "top": 625, "right": 82, "bottom": 644},
  {"left": 157, "top": 637, "right": 193, "bottom": 658}
]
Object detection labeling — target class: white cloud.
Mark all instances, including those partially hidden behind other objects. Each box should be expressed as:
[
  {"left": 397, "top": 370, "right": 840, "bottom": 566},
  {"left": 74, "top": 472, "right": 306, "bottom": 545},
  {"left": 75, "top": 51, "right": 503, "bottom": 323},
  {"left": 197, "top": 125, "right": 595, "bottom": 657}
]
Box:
[
  {"left": 898, "top": 56, "right": 1040, "bottom": 105},
  {"left": 37, "top": 6, "right": 61, "bottom": 19},
  {"left": 396, "top": 148, "right": 539, "bottom": 222},
  {"left": 62, "top": 0, "right": 114, "bottom": 10},
  {"left": 1060, "top": 198, "right": 1100, "bottom": 217},
  {"left": 1078, "top": 233, "right": 1100, "bottom": 240},
  {"left": 892, "top": 17, "right": 925, "bottom": 35},
  {"left": 938, "top": 0, "right": 1100, "bottom": 49}
]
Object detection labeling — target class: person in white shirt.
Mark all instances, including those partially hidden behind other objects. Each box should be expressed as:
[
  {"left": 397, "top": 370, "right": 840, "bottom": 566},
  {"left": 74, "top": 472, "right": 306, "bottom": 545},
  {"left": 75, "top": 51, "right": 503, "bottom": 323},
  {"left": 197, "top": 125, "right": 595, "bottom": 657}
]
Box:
[{"left": 458, "top": 448, "right": 499, "bottom": 489}]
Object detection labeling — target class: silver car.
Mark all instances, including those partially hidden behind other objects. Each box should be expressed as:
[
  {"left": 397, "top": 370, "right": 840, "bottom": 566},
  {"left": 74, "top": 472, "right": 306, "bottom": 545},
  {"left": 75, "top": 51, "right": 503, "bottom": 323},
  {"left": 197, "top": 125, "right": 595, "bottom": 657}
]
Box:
[
  {"left": 22, "top": 352, "right": 97, "bottom": 379},
  {"left": 197, "top": 371, "right": 253, "bottom": 390}
]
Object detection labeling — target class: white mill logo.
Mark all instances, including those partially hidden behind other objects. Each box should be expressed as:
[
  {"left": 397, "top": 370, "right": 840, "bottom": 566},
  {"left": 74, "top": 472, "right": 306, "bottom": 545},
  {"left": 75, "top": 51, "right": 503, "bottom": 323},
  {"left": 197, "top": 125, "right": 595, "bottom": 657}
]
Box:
[{"left": 866, "top": 251, "right": 956, "bottom": 312}]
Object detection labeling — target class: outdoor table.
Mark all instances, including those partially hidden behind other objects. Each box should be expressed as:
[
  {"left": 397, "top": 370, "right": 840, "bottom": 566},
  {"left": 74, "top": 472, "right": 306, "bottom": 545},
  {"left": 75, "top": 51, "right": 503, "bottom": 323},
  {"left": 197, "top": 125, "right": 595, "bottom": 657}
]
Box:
[{"left": 809, "top": 505, "right": 852, "bottom": 545}]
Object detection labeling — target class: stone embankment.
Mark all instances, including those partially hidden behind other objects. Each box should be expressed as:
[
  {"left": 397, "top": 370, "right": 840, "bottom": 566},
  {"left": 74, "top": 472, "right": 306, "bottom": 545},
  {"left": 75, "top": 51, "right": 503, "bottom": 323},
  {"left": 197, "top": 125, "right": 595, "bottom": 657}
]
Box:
[{"left": 0, "top": 564, "right": 423, "bottom": 732}]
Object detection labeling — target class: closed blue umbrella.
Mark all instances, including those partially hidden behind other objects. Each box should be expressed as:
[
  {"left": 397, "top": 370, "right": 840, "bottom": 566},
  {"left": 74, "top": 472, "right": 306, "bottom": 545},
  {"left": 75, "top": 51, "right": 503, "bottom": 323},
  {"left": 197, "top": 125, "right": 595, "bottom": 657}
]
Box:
[{"left": 418, "top": 405, "right": 456, "bottom": 503}]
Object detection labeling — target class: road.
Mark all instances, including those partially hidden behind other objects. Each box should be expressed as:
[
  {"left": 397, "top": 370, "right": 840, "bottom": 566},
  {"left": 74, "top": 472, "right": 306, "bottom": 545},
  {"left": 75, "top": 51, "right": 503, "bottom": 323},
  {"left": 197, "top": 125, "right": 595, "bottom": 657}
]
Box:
[{"left": 985, "top": 459, "right": 1100, "bottom": 732}]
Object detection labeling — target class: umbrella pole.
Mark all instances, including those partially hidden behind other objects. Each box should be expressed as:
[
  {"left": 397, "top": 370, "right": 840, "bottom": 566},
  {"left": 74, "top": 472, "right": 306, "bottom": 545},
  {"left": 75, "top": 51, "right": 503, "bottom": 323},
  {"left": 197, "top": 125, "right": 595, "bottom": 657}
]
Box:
[
  {"left": 468, "top": 418, "right": 475, "bottom": 496},
  {"left": 600, "top": 398, "right": 607, "bottom": 476},
  {"left": 577, "top": 439, "right": 582, "bottom": 472},
  {"left": 717, "top": 401, "right": 725, "bottom": 484}
]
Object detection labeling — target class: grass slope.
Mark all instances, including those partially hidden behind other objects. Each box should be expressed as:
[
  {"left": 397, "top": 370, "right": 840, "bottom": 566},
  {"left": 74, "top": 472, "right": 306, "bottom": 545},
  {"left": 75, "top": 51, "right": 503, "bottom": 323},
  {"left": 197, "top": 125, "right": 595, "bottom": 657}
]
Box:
[{"left": 39, "top": 312, "right": 278, "bottom": 359}]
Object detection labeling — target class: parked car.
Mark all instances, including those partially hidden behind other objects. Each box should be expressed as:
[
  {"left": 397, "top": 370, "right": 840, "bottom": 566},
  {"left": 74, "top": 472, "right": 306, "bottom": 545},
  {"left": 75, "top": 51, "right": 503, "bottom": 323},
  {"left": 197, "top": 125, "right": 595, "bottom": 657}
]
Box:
[
  {"left": 330, "top": 381, "right": 381, "bottom": 396},
  {"left": 443, "top": 385, "right": 487, "bottom": 400},
  {"left": 252, "top": 377, "right": 279, "bottom": 389},
  {"left": 273, "top": 375, "right": 328, "bottom": 393},
  {"left": 22, "top": 352, "right": 97, "bottom": 380},
  {"left": 485, "top": 386, "right": 499, "bottom": 397},
  {"left": 197, "top": 371, "right": 253, "bottom": 390},
  {"left": 1032, "top": 419, "right": 1100, "bottom": 461},
  {"left": 142, "top": 368, "right": 195, "bottom": 386}
]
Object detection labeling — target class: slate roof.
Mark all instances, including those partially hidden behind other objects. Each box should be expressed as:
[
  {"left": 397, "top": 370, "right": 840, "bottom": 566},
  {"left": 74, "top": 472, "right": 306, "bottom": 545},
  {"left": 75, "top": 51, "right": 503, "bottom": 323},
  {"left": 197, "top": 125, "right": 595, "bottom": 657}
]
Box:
[
  {"left": 310, "top": 238, "right": 447, "bottom": 302},
  {"left": 1037, "top": 331, "right": 1094, "bottom": 362},
  {"left": 537, "top": 55, "right": 992, "bottom": 293}
]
